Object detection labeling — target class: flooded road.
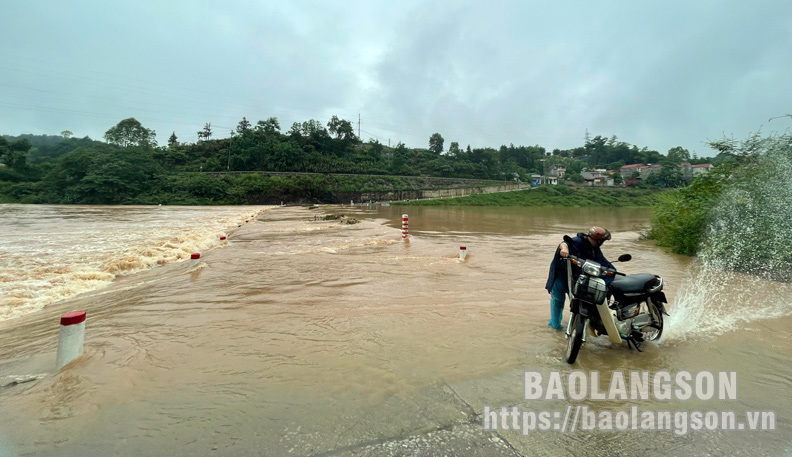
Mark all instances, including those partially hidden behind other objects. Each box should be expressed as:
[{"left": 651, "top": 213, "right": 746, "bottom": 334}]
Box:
[{"left": 0, "top": 205, "right": 789, "bottom": 456}]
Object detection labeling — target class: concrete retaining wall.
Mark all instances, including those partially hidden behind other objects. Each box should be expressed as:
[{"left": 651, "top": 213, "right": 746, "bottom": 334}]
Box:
[{"left": 355, "top": 183, "right": 531, "bottom": 202}]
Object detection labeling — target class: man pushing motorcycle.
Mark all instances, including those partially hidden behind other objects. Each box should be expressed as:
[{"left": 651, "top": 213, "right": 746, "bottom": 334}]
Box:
[{"left": 545, "top": 227, "right": 614, "bottom": 330}]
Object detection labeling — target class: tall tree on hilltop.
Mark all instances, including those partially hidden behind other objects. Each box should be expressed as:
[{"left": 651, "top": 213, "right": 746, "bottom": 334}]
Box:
[
  {"left": 666, "top": 146, "right": 691, "bottom": 163},
  {"left": 327, "top": 115, "right": 356, "bottom": 141},
  {"left": 104, "top": 118, "right": 157, "bottom": 148},
  {"left": 429, "top": 133, "right": 444, "bottom": 155},
  {"left": 237, "top": 117, "right": 251, "bottom": 135},
  {"left": 198, "top": 123, "right": 212, "bottom": 142},
  {"left": 447, "top": 141, "right": 461, "bottom": 159},
  {"left": 255, "top": 117, "right": 281, "bottom": 134}
]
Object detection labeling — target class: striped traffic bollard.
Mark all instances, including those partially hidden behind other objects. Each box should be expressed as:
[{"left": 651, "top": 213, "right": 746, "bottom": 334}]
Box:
[
  {"left": 402, "top": 214, "right": 409, "bottom": 239},
  {"left": 56, "top": 311, "right": 86, "bottom": 370},
  {"left": 460, "top": 246, "right": 467, "bottom": 260},
  {"left": 189, "top": 252, "right": 201, "bottom": 268}
]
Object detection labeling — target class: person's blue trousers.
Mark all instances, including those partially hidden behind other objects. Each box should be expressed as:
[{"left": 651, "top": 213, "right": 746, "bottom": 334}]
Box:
[{"left": 549, "top": 276, "right": 568, "bottom": 330}]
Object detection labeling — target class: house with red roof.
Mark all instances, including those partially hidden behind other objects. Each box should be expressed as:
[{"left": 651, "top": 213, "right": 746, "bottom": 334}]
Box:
[
  {"left": 692, "top": 163, "right": 714, "bottom": 177},
  {"left": 620, "top": 162, "right": 714, "bottom": 186},
  {"left": 619, "top": 163, "right": 644, "bottom": 181}
]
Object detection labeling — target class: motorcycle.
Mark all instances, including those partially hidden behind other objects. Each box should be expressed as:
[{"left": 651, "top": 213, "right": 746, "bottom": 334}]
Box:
[{"left": 562, "top": 236, "right": 669, "bottom": 364}]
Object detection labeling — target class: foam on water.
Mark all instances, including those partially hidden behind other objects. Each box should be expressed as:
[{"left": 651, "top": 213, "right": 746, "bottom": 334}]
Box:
[
  {"left": 664, "top": 133, "right": 792, "bottom": 341},
  {"left": 0, "top": 205, "right": 270, "bottom": 322}
]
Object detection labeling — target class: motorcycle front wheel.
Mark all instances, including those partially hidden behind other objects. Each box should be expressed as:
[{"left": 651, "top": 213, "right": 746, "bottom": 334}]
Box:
[{"left": 564, "top": 313, "right": 586, "bottom": 364}]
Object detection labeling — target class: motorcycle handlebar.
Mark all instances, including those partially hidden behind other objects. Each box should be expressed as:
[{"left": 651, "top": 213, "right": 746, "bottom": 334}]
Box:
[{"left": 563, "top": 255, "right": 625, "bottom": 276}]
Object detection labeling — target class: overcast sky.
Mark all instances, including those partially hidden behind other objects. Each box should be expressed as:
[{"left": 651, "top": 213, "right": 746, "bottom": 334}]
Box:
[{"left": 2, "top": 1, "right": 791, "bottom": 157}]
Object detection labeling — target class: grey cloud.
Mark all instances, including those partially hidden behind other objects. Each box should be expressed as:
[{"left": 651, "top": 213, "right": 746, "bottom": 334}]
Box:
[{"left": 1, "top": 0, "right": 790, "bottom": 156}]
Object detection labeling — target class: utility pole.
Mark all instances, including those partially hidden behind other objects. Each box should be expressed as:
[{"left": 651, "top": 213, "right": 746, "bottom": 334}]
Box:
[
  {"left": 585, "top": 128, "right": 591, "bottom": 144},
  {"left": 358, "top": 113, "right": 361, "bottom": 139},
  {"left": 228, "top": 130, "right": 233, "bottom": 170}
]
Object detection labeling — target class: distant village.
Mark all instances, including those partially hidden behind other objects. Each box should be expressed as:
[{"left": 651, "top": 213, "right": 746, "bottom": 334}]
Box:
[{"left": 532, "top": 162, "right": 714, "bottom": 187}]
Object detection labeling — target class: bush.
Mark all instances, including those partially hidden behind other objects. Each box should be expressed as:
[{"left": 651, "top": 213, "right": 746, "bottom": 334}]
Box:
[{"left": 649, "top": 174, "right": 723, "bottom": 255}]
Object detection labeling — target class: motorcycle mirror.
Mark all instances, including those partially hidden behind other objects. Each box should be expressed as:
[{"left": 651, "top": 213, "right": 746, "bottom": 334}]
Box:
[{"left": 617, "top": 254, "right": 632, "bottom": 262}]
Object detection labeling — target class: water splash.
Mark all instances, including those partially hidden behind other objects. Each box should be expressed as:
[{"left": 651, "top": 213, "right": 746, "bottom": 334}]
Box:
[
  {"left": 700, "top": 133, "right": 792, "bottom": 281},
  {"left": 664, "top": 263, "right": 792, "bottom": 341},
  {"left": 664, "top": 132, "right": 792, "bottom": 341}
]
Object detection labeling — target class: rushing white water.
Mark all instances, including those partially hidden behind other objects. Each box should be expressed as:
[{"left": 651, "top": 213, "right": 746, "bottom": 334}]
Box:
[{"left": 0, "top": 204, "right": 270, "bottom": 321}]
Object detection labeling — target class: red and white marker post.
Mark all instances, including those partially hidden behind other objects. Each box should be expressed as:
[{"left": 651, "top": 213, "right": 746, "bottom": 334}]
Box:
[
  {"left": 56, "top": 311, "right": 86, "bottom": 370},
  {"left": 402, "top": 214, "right": 409, "bottom": 239},
  {"left": 459, "top": 246, "right": 467, "bottom": 260},
  {"left": 189, "top": 252, "right": 201, "bottom": 268}
]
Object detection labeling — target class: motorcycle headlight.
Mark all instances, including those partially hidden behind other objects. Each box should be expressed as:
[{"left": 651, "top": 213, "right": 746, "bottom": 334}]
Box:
[{"left": 582, "top": 261, "right": 601, "bottom": 276}]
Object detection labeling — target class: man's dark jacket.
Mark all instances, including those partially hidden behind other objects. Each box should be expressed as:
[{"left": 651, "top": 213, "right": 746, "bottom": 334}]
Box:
[{"left": 545, "top": 232, "right": 614, "bottom": 293}]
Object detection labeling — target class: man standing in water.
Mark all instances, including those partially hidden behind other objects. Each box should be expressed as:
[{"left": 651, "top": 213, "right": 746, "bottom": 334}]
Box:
[{"left": 545, "top": 227, "right": 614, "bottom": 330}]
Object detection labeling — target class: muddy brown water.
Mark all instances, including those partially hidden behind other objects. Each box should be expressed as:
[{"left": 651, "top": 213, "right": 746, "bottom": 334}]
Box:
[{"left": 0, "top": 205, "right": 789, "bottom": 456}]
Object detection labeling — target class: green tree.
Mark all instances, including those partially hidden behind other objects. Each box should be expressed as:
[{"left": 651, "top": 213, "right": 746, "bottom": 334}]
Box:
[
  {"left": 43, "top": 145, "right": 162, "bottom": 203},
  {"left": 270, "top": 141, "right": 299, "bottom": 171},
  {"left": 584, "top": 135, "right": 609, "bottom": 165},
  {"left": 391, "top": 142, "right": 409, "bottom": 174},
  {"left": 429, "top": 133, "right": 444, "bottom": 155},
  {"left": 287, "top": 122, "right": 302, "bottom": 137},
  {"left": 448, "top": 141, "right": 461, "bottom": 158},
  {"left": 645, "top": 165, "right": 683, "bottom": 188},
  {"left": 666, "top": 146, "right": 691, "bottom": 163},
  {"left": 104, "top": 118, "right": 157, "bottom": 148},
  {"left": 0, "top": 137, "right": 30, "bottom": 169},
  {"left": 255, "top": 117, "right": 281, "bottom": 134},
  {"left": 236, "top": 117, "right": 251, "bottom": 134},
  {"left": 168, "top": 132, "right": 179, "bottom": 148},
  {"left": 366, "top": 139, "right": 384, "bottom": 158},
  {"left": 290, "top": 120, "right": 327, "bottom": 138},
  {"left": 327, "top": 115, "right": 356, "bottom": 141},
  {"left": 198, "top": 123, "right": 212, "bottom": 142},
  {"left": 61, "top": 130, "right": 73, "bottom": 139}
]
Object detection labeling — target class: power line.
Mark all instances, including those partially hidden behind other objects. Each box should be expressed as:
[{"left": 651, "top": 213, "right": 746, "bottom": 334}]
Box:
[{"left": 0, "top": 53, "right": 533, "bottom": 149}]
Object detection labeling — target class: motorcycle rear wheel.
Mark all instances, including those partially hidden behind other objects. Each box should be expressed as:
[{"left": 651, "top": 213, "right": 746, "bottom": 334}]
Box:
[
  {"left": 644, "top": 299, "right": 664, "bottom": 341},
  {"left": 564, "top": 314, "right": 586, "bottom": 364}
]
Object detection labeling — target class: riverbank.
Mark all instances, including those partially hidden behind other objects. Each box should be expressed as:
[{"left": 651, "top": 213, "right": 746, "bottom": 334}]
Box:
[
  {"left": 0, "top": 171, "right": 508, "bottom": 206},
  {"left": 399, "top": 185, "right": 665, "bottom": 207}
]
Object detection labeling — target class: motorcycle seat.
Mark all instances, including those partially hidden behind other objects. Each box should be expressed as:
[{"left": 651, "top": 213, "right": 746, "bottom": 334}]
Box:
[{"left": 610, "top": 273, "right": 660, "bottom": 294}]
